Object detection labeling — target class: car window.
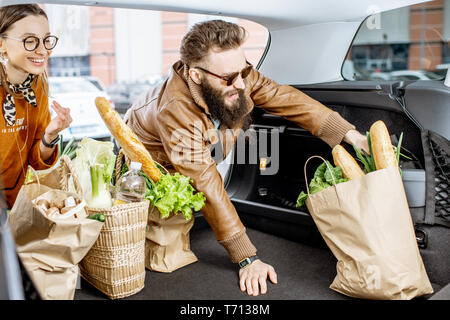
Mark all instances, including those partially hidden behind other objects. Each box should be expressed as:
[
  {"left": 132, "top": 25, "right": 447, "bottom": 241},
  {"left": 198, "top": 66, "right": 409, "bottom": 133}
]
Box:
[{"left": 343, "top": 0, "right": 450, "bottom": 81}]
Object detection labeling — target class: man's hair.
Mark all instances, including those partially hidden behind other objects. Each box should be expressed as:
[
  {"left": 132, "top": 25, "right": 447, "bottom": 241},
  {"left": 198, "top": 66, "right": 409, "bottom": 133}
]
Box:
[{"left": 180, "top": 19, "right": 247, "bottom": 66}]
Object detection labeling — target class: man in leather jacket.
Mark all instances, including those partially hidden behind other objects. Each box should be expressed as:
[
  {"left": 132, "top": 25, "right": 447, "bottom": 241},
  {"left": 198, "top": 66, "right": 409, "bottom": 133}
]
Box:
[{"left": 124, "top": 20, "right": 369, "bottom": 296}]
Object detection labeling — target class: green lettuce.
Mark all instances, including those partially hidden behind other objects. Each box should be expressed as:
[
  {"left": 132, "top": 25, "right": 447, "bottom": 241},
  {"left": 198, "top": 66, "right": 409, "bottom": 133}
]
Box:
[
  {"left": 296, "top": 161, "right": 348, "bottom": 208},
  {"left": 147, "top": 173, "right": 206, "bottom": 220},
  {"left": 120, "top": 165, "right": 206, "bottom": 220}
]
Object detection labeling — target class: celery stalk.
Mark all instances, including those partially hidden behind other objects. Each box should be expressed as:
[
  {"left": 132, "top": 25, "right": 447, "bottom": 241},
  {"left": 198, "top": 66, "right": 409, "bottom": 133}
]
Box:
[{"left": 88, "top": 164, "right": 112, "bottom": 208}]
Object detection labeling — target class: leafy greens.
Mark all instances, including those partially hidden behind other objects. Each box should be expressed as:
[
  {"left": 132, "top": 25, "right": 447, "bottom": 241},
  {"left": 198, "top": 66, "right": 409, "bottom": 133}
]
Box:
[
  {"left": 296, "top": 161, "right": 348, "bottom": 207},
  {"left": 121, "top": 164, "right": 206, "bottom": 220}
]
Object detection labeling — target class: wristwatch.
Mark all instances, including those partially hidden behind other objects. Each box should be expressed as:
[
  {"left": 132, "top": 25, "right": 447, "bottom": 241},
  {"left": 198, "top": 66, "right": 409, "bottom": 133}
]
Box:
[
  {"left": 238, "top": 255, "right": 259, "bottom": 269},
  {"left": 41, "top": 132, "right": 60, "bottom": 148}
]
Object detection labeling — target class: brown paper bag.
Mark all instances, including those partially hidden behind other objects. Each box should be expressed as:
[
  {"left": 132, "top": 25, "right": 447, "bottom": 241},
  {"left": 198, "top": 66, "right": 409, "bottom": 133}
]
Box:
[
  {"left": 145, "top": 206, "right": 198, "bottom": 273},
  {"left": 27, "top": 265, "right": 79, "bottom": 300},
  {"left": 304, "top": 156, "right": 433, "bottom": 300},
  {"left": 8, "top": 182, "right": 103, "bottom": 300}
]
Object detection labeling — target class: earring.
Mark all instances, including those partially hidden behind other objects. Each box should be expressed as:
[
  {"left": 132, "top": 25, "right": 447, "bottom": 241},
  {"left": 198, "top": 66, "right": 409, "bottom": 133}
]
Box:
[{"left": 0, "top": 53, "right": 8, "bottom": 67}]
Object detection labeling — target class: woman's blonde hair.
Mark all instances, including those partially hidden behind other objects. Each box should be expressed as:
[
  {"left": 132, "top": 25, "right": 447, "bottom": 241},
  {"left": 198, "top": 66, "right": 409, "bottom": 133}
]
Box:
[{"left": 0, "top": 4, "right": 49, "bottom": 96}]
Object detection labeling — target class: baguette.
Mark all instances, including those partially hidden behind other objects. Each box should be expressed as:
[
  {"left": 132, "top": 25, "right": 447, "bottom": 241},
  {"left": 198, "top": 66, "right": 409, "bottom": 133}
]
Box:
[
  {"left": 332, "top": 144, "right": 365, "bottom": 180},
  {"left": 95, "top": 97, "right": 162, "bottom": 182},
  {"left": 370, "top": 120, "right": 397, "bottom": 170}
]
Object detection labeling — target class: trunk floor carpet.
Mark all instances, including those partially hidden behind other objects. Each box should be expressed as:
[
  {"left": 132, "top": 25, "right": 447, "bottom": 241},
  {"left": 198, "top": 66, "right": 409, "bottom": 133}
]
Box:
[{"left": 74, "top": 226, "right": 349, "bottom": 300}]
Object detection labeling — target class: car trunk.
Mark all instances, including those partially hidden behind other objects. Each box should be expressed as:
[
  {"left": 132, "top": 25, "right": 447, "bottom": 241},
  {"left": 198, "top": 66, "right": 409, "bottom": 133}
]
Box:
[
  {"left": 223, "top": 80, "right": 450, "bottom": 298},
  {"left": 75, "top": 80, "right": 449, "bottom": 300}
]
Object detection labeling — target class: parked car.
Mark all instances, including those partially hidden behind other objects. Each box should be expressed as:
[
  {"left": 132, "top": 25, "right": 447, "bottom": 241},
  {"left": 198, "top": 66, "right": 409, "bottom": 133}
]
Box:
[
  {"left": 369, "top": 71, "right": 392, "bottom": 80},
  {"left": 48, "top": 77, "right": 113, "bottom": 142},
  {"left": 107, "top": 78, "right": 165, "bottom": 114},
  {"left": 389, "top": 70, "right": 443, "bottom": 81},
  {"left": 433, "top": 63, "right": 450, "bottom": 78},
  {"left": 84, "top": 76, "right": 107, "bottom": 92},
  {"left": 2, "top": 0, "right": 450, "bottom": 303}
]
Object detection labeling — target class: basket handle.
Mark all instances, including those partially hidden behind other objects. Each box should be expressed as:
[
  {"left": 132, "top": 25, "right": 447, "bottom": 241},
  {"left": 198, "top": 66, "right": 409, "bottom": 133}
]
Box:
[
  {"left": 303, "top": 156, "right": 337, "bottom": 195},
  {"left": 115, "top": 148, "right": 169, "bottom": 182},
  {"left": 59, "top": 155, "right": 84, "bottom": 199},
  {"left": 115, "top": 149, "right": 128, "bottom": 182}
]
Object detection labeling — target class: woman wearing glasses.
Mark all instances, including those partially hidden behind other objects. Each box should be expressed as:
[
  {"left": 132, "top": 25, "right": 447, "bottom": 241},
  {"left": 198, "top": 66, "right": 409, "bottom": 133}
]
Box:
[{"left": 0, "top": 4, "right": 72, "bottom": 209}]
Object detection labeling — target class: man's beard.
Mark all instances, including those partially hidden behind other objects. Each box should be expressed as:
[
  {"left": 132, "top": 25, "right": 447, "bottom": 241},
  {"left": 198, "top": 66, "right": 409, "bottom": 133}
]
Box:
[{"left": 200, "top": 79, "right": 252, "bottom": 131}]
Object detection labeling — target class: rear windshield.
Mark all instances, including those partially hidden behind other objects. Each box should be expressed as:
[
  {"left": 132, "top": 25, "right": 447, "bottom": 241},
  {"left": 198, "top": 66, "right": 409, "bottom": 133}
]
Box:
[{"left": 342, "top": 0, "right": 449, "bottom": 81}]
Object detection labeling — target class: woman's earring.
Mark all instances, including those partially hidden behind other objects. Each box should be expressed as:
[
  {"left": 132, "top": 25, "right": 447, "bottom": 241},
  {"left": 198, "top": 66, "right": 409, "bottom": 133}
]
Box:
[{"left": 0, "top": 53, "right": 8, "bottom": 67}]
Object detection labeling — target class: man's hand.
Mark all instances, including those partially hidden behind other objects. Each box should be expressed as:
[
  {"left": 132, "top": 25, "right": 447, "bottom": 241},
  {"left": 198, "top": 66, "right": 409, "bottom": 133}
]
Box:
[
  {"left": 343, "top": 129, "right": 369, "bottom": 154},
  {"left": 239, "top": 259, "right": 277, "bottom": 296}
]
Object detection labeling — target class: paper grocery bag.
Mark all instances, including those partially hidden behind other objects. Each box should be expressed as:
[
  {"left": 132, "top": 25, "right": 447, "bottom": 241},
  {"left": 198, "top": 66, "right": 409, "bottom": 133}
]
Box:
[
  {"left": 27, "top": 265, "right": 79, "bottom": 300},
  {"left": 304, "top": 156, "right": 433, "bottom": 300},
  {"left": 8, "top": 182, "right": 103, "bottom": 300},
  {"left": 145, "top": 206, "right": 198, "bottom": 273}
]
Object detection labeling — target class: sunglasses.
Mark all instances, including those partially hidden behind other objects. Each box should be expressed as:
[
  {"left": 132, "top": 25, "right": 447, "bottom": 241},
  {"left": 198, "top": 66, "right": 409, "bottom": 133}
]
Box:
[
  {"left": 2, "top": 35, "right": 58, "bottom": 51},
  {"left": 194, "top": 61, "right": 253, "bottom": 86}
]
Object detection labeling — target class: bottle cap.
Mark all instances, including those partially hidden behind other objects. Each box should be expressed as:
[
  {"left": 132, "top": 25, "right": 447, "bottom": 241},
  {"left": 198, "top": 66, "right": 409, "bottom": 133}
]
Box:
[{"left": 130, "top": 161, "right": 142, "bottom": 172}]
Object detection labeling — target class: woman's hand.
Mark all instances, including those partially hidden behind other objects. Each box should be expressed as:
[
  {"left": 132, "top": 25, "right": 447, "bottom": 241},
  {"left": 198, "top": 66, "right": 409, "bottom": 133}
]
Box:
[{"left": 44, "top": 100, "right": 72, "bottom": 141}]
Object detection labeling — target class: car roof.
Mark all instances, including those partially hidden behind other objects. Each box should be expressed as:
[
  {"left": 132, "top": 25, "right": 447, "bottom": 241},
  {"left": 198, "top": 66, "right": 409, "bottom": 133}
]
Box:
[
  {"left": 7, "top": 0, "right": 429, "bottom": 30},
  {"left": 9, "top": 0, "right": 430, "bottom": 84}
]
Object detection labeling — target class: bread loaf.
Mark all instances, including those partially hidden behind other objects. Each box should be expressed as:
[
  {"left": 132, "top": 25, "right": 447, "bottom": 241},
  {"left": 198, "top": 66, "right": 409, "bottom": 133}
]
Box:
[
  {"left": 95, "top": 97, "right": 162, "bottom": 182},
  {"left": 332, "top": 144, "right": 365, "bottom": 180},
  {"left": 370, "top": 120, "right": 398, "bottom": 170}
]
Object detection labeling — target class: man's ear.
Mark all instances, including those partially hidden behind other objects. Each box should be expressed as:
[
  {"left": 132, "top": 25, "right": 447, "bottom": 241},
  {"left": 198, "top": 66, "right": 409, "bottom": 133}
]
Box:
[{"left": 189, "top": 68, "right": 202, "bottom": 85}]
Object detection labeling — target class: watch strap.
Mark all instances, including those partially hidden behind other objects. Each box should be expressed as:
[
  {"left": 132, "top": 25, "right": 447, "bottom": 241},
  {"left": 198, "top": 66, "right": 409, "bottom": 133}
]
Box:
[{"left": 41, "top": 133, "right": 60, "bottom": 148}]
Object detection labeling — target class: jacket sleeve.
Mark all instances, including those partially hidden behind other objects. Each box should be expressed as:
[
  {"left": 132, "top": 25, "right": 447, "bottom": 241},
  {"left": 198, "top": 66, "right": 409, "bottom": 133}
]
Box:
[
  {"left": 248, "top": 69, "right": 355, "bottom": 147},
  {"left": 28, "top": 88, "right": 59, "bottom": 170},
  {"left": 156, "top": 100, "right": 257, "bottom": 263}
]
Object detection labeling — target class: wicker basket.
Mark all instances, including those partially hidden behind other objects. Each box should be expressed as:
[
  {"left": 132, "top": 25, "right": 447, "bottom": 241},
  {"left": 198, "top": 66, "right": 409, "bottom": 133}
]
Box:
[
  {"left": 78, "top": 201, "right": 149, "bottom": 299},
  {"left": 63, "top": 152, "right": 151, "bottom": 300}
]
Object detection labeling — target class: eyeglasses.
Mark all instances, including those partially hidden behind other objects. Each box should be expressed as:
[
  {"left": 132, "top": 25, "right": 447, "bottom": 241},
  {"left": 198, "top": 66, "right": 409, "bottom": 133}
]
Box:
[
  {"left": 1, "top": 35, "right": 58, "bottom": 51},
  {"left": 194, "top": 61, "right": 253, "bottom": 86}
]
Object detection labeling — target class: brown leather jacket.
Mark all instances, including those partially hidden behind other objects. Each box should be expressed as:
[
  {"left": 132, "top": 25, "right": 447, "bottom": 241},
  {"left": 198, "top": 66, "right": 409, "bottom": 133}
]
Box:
[{"left": 124, "top": 61, "right": 355, "bottom": 263}]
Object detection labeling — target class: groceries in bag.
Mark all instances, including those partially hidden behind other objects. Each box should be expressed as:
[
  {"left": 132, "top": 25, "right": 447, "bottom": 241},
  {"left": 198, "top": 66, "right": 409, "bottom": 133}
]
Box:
[
  {"left": 94, "top": 97, "right": 206, "bottom": 220},
  {"left": 296, "top": 160, "right": 348, "bottom": 207},
  {"left": 297, "top": 120, "right": 410, "bottom": 206},
  {"left": 8, "top": 158, "right": 104, "bottom": 300}
]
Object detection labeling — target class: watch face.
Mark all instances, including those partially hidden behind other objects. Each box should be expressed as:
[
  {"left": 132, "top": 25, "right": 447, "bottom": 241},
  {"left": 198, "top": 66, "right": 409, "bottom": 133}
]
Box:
[{"left": 239, "top": 258, "right": 250, "bottom": 268}]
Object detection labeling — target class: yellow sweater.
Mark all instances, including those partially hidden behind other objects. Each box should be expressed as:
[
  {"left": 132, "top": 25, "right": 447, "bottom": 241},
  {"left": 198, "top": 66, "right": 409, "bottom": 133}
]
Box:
[{"left": 0, "top": 77, "right": 58, "bottom": 209}]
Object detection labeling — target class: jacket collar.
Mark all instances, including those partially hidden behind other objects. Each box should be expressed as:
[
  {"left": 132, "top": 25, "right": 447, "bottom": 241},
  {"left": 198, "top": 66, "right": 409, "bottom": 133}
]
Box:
[{"left": 172, "top": 60, "right": 212, "bottom": 116}]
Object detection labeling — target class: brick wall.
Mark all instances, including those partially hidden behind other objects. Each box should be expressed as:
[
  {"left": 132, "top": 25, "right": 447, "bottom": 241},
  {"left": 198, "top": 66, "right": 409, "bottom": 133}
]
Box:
[
  {"left": 89, "top": 7, "right": 116, "bottom": 86},
  {"left": 409, "top": 0, "right": 444, "bottom": 70},
  {"left": 161, "top": 12, "right": 188, "bottom": 75}
]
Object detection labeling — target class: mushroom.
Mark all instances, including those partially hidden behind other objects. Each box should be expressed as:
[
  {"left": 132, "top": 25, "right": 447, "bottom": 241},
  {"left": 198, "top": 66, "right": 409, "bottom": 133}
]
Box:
[
  {"left": 36, "top": 199, "right": 50, "bottom": 212},
  {"left": 64, "top": 196, "right": 76, "bottom": 208},
  {"left": 47, "top": 207, "right": 60, "bottom": 216}
]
